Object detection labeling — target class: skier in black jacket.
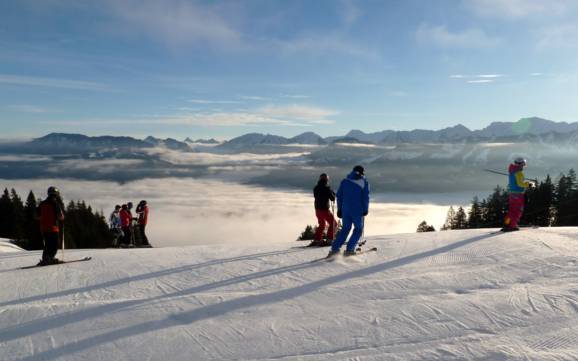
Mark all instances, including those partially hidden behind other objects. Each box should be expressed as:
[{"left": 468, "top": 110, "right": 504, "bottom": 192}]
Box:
[{"left": 311, "top": 173, "right": 336, "bottom": 247}]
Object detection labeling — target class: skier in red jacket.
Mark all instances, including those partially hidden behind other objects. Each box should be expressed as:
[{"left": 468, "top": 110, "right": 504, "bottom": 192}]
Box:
[
  {"left": 136, "top": 200, "right": 152, "bottom": 247},
  {"left": 119, "top": 204, "right": 133, "bottom": 247},
  {"left": 37, "top": 186, "right": 65, "bottom": 265}
]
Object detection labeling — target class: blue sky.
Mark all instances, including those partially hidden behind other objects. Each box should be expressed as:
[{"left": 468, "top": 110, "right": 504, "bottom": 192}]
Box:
[{"left": 1, "top": 0, "right": 578, "bottom": 140}]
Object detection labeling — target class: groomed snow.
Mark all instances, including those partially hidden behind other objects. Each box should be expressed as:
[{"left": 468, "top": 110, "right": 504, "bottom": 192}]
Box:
[
  {"left": 0, "top": 238, "right": 24, "bottom": 253},
  {"left": 2, "top": 228, "right": 578, "bottom": 360}
]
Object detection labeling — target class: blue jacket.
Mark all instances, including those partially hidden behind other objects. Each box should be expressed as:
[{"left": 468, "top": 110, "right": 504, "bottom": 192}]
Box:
[{"left": 336, "top": 171, "right": 370, "bottom": 216}]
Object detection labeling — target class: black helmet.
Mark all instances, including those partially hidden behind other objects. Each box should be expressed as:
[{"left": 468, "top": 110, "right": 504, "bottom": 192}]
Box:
[
  {"left": 115, "top": 205, "right": 121, "bottom": 210},
  {"left": 353, "top": 165, "right": 364, "bottom": 176},
  {"left": 47, "top": 186, "right": 60, "bottom": 196},
  {"left": 139, "top": 200, "right": 147, "bottom": 205},
  {"left": 127, "top": 202, "right": 133, "bottom": 209}
]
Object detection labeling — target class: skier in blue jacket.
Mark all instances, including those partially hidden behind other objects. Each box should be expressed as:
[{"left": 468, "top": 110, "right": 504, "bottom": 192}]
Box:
[{"left": 328, "top": 165, "right": 370, "bottom": 257}]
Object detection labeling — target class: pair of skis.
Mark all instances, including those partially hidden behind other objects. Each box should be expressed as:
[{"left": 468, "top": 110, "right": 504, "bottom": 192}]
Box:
[{"left": 20, "top": 257, "right": 92, "bottom": 270}]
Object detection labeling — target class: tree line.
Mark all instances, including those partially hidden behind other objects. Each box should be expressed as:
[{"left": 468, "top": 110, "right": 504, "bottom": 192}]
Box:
[
  {"left": 419, "top": 169, "right": 578, "bottom": 232},
  {"left": 0, "top": 188, "right": 112, "bottom": 250}
]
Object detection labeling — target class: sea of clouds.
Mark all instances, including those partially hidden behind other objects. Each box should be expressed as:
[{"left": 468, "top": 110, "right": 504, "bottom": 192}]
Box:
[{"left": 1, "top": 178, "right": 467, "bottom": 247}]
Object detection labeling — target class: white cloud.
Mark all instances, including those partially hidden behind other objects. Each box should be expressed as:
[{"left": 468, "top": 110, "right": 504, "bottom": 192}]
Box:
[
  {"left": 5, "top": 105, "right": 51, "bottom": 113},
  {"left": 258, "top": 104, "right": 338, "bottom": 122},
  {"left": 239, "top": 96, "right": 269, "bottom": 101},
  {"left": 41, "top": 103, "right": 338, "bottom": 128},
  {"left": 281, "top": 94, "right": 311, "bottom": 99},
  {"left": 189, "top": 99, "right": 243, "bottom": 104},
  {"left": 104, "top": 0, "right": 242, "bottom": 50},
  {"left": 0, "top": 74, "right": 107, "bottom": 91},
  {"left": 536, "top": 24, "right": 578, "bottom": 49},
  {"left": 478, "top": 74, "right": 503, "bottom": 78},
  {"left": 465, "top": 0, "right": 575, "bottom": 19},
  {"left": 416, "top": 24, "right": 502, "bottom": 49},
  {"left": 1, "top": 178, "right": 454, "bottom": 246},
  {"left": 467, "top": 79, "right": 494, "bottom": 84},
  {"left": 274, "top": 33, "right": 379, "bottom": 59}
]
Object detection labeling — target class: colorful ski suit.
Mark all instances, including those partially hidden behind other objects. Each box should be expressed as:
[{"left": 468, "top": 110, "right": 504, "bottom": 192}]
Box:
[{"left": 504, "top": 163, "right": 530, "bottom": 229}]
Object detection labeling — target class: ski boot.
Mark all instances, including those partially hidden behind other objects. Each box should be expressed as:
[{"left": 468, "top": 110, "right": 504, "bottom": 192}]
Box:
[
  {"left": 326, "top": 249, "right": 340, "bottom": 259},
  {"left": 343, "top": 250, "right": 357, "bottom": 257}
]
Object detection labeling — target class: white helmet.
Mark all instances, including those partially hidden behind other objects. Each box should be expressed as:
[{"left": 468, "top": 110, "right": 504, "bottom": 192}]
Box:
[{"left": 514, "top": 157, "right": 526, "bottom": 166}]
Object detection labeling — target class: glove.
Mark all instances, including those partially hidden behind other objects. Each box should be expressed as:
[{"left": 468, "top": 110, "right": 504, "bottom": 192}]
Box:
[
  {"left": 337, "top": 209, "right": 342, "bottom": 218},
  {"left": 363, "top": 211, "right": 368, "bottom": 216}
]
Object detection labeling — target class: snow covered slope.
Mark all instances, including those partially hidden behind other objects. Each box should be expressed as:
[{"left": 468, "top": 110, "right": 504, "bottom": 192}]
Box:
[
  {"left": 0, "top": 238, "right": 24, "bottom": 253},
  {"left": 2, "top": 228, "right": 578, "bottom": 360}
]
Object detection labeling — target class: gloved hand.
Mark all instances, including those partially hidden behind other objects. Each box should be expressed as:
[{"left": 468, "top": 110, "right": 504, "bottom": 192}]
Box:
[
  {"left": 363, "top": 211, "right": 368, "bottom": 216},
  {"left": 337, "top": 209, "right": 342, "bottom": 218}
]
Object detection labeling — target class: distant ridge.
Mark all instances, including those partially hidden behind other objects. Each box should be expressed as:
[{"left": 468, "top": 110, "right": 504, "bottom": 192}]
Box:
[{"left": 22, "top": 117, "right": 578, "bottom": 153}]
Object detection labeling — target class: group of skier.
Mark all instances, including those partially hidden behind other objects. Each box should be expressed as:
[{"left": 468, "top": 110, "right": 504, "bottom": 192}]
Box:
[
  {"left": 310, "top": 157, "right": 533, "bottom": 258},
  {"left": 33, "top": 156, "right": 532, "bottom": 266},
  {"left": 108, "top": 200, "right": 152, "bottom": 248},
  {"left": 310, "top": 165, "right": 371, "bottom": 258},
  {"left": 34, "top": 187, "right": 152, "bottom": 266}
]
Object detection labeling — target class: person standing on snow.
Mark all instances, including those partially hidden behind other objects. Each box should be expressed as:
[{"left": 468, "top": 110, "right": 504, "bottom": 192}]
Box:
[
  {"left": 328, "top": 165, "right": 370, "bottom": 257},
  {"left": 502, "top": 157, "right": 533, "bottom": 232},
  {"left": 136, "top": 200, "right": 152, "bottom": 247},
  {"left": 109, "top": 205, "right": 123, "bottom": 247},
  {"left": 119, "top": 204, "right": 133, "bottom": 247},
  {"left": 36, "top": 186, "right": 65, "bottom": 265},
  {"left": 310, "top": 173, "right": 336, "bottom": 247}
]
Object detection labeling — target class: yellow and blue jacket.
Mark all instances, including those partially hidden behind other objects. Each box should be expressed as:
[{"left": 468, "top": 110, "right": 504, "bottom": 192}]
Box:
[{"left": 508, "top": 163, "right": 530, "bottom": 194}]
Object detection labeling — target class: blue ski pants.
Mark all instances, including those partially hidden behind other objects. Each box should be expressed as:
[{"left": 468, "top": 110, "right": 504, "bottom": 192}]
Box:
[{"left": 331, "top": 214, "right": 363, "bottom": 252}]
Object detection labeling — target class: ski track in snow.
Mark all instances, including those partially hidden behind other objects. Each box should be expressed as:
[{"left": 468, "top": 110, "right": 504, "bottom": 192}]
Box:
[{"left": 2, "top": 228, "right": 578, "bottom": 360}]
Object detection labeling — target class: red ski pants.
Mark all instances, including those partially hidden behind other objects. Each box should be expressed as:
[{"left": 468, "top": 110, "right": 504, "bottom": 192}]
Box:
[
  {"left": 505, "top": 193, "right": 525, "bottom": 228},
  {"left": 314, "top": 209, "right": 335, "bottom": 241}
]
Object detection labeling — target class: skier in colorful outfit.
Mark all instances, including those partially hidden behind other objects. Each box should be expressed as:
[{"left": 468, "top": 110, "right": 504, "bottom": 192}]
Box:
[
  {"left": 310, "top": 173, "right": 336, "bottom": 247},
  {"left": 36, "top": 186, "right": 65, "bottom": 265},
  {"left": 502, "top": 157, "right": 533, "bottom": 232},
  {"left": 328, "top": 165, "right": 370, "bottom": 257}
]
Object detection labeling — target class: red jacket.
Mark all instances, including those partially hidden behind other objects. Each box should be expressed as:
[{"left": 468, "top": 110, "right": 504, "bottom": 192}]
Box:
[
  {"left": 119, "top": 209, "right": 132, "bottom": 227},
  {"left": 137, "top": 205, "right": 149, "bottom": 225},
  {"left": 38, "top": 197, "right": 64, "bottom": 233}
]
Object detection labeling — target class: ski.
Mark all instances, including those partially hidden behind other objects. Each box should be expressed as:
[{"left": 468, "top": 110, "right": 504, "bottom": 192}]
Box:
[
  {"left": 21, "top": 256, "right": 92, "bottom": 269},
  {"left": 354, "top": 247, "right": 378, "bottom": 255}
]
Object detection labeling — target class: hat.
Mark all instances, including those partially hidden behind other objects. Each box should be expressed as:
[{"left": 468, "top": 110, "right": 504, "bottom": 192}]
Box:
[
  {"left": 353, "top": 165, "right": 364, "bottom": 175},
  {"left": 514, "top": 157, "right": 526, "bottom": 166}
]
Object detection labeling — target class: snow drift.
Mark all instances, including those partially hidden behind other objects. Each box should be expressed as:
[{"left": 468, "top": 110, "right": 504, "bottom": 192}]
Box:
[{"left": 2, "top": 228, "right": 578, "bottom": 360}]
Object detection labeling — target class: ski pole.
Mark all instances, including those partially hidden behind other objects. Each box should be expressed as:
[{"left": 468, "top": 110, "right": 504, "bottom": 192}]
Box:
[
  {"left": 61, "top": 224, "right": 65, "bottom": 262},
  {"left": 484, "top": 169, "right": 538, "bottom": 183}
]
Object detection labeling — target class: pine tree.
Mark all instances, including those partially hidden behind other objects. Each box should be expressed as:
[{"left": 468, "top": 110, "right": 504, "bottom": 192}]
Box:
[
  {"left": 554, "top": 172, "right": 575, "bottom": 226},
  {"left": 0, "top": 188, "right": 13, "bottom": 238},
  {"left": 417, "top": 221, "right": 435, "bottom": 232},
  {"left": 10, "top": 189, "right": 25, "bottom": 241},
  {"left": 453, "top": 207, "right": 467, "bottom": 229},
  {"left": 24, "top": 191, "right": 42, "bottom": 250},
  {"left": 467, "top": 196, "right": 483, "bottom": 228},
  {"left": 441, "top": 206, "right": 456, "bottom": 230},
  {"left": 485, "top": 186, "right": 507, "bottom": 227}
]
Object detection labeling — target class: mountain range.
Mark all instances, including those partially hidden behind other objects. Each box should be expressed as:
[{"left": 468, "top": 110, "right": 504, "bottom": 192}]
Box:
[{"left": 6, "top": 117, "right": 578, "bottom": 153}]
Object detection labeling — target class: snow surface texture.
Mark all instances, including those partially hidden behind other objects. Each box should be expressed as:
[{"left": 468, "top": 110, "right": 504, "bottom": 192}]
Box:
[{"left": 2, "top": 228, "right": 578, "bottom": 360}]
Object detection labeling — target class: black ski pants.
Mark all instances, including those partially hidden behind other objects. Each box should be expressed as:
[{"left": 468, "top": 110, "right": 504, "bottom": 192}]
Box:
[
  {"left": 139, "top": 224, "right": 150, "bottom": 245},
  {"left": 42, "top": 232, "right": 59, "bottom": 261}
]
